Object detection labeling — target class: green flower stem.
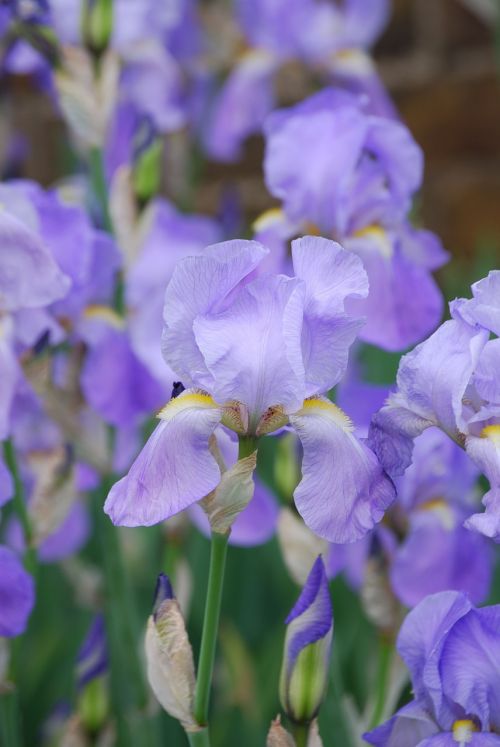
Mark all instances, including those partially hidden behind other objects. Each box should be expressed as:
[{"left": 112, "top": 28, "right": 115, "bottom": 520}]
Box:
[
  {"left": 187, "top": 728, "right": 210, "bottom": 747},
  {"left": 369, "top": 636, "right": 394, "bottom": 729},
  {"left": 0, "top": 688, "right": 22, "bottom": 747},
  {"left": 3, "top": 440, "right": 36, "bottom": 576},
  {"left": 293, "top": 722, "right": 309, "bottom": 747},
  {"left": 89, "top": 146, "right": 113, "bottom": 235},
  {"left": 193, "top": 531, "right": 229, "bottom": 729},
  {"left": 87, "top": 146, "right": 125, "bottom": 315}
]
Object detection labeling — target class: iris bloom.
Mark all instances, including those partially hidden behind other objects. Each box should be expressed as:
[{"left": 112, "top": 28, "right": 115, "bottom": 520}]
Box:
[
  {"left": 105, "top": 237, "right": 395, "bottom": 542},
  {"left": 261, "top": 88, "right": 448, "bottom": 351},
  {"left": 369, "top": 271, "right": 500, "bottom": 540},
  {"left": 365, "top": 590, "right": 500, "bottom": 746}
]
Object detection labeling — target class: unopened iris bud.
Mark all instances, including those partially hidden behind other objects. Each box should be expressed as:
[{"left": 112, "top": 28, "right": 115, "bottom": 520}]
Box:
[
  {"left": 279, "top": 557, "right": 333, "bottom": 725},
  {"left": 81, "top": 0, "right": 113, "bottom": 56},
  {"left": 132, "top": 116, "right": 163, "bottom": 206},
  {"left": 145, "top": 574, "right": 200, "bottom": 733},
  {"left": 76, "top": 614, "right": 109, "bottom": 732}
]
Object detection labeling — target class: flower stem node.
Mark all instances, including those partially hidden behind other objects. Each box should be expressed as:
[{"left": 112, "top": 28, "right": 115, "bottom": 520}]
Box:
[
  {"left": 144, "top": 574, "right": 200, "bottom": 733},
  {"left": 279, "top": 557, "right": 333, "bottom": 725}
]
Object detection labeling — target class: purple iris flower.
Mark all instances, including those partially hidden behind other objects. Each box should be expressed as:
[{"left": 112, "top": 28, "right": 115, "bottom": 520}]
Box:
[
  {"left": 280, "top": 555, "right": 333, "bottom": 723},
  {"left": 0, "top": 181, "right": 71, "bottom": 440},
  {"left": 369, "top": 271, "right": 500, "bottom": 541},
  {"left": 105, "top": 236, "right": 395, "bottom": 543},
  {"left": 263, "top": 88, "right": 448, "bottom": 351},
  {"left": 389, "top": 428, "right": 492, "bottom": 607},
  {"left": 203, "top": 0, "right": 390, "bottom": 161},
  {"left": 0, "top": 545, "right": 35, "bottom": 637},
  {"left": 365, "top": 590, "right": 500, "bottom": 746},
  {"left": 76, "top": 613, "right": 108, "bottom": 689}
]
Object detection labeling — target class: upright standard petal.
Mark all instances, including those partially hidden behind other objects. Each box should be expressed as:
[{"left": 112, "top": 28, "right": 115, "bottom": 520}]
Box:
[
  {"left": 396, "top": 590, "right": 472, "bottom": 722},
  {"left": 439, "top": 605, "right": 500, "bottom": 731},
  {"left": 194, "top": 274, "right": 305, "bottom": 423},
  {"left": 453, "top": 271, "right": 500, "bottom": 336},
  {"left": 291, "top": 398, "right": 395, "bottom": 542},
  {"left": 162, "top": 239, "right": 268, "bottom": 388},
  {"left": 104, "top": 391, "right": 222, "bottom": 526},
  {"left": 291, "top": 236, "right": 368, "bottom": 393},
  {"left": 0, "top": 545, "right": 35, "bottom": 637}
]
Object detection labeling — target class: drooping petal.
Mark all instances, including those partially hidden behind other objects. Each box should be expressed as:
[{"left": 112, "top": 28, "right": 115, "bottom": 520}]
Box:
[
  {"left": 419, "top": 735, "right": 500, "bottom": 747},
  {"left": 291, "top": 236, "right": 368, "bottom": 393},
  {"left": 81, "top": 321, "right": 165, "bottom": 428},
  {"left": 104, "top": 391, "right": 222, "bottom": 526},
  {"left": 203, "top": 50, "right": 276, "bottom": 162},
  {"left": 291, "top": 398, "right": 395, "bottom": 542},
  {"left": 0, "top": 545, "right": 35, "bottom": 637},
  {"left": 162, "top": 239, "right": 268, "bottom": 388},
  {"left": 391, "top": 518, "right": 492, "bottom": 608},
  {"left": 194, "top": 274, "right": 305, "bottom": 422},
  {"left": 364, "top": 699, "right": 439, "bottom": 747},
  {"left": 345, "top": 229, "right": 445, "bottom": 351},
  {"left": 0, "top": 205, "right": 70, "bottom": 312}
]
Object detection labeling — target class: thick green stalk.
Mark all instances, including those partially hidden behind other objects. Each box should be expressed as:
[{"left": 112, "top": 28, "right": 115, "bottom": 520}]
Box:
[
  {"left": 193, "top": 532, "right": 229, "bottom": 729},
  {"left": 3, "top": 441, "right": 36, "bottom": 576},
  {"left": 187, "top": 728, "right": 210, "bottom": 747},
  {"left": 293, "top": 723, "right": 309, "bottom": 747},
  {"left": 369, "top": 637, "right": 393, "bottom": 729},
  {"left": 89, "top": 146, "right": 113, "bottom": 235}
]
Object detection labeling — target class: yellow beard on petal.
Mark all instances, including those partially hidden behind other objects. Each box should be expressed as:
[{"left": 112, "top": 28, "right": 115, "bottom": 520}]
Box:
[
  {"left": 298, "top": 397, "right": 354, "bottom": 432},
  {"left": 157, "top": 391, "right": 219, "bottom": 421},
  {"left": 352, "top": 224, "right": 393, "bottom": 259},
  {"left": 452, "top": 719, "right": 478, "bottom": 744},
  {"left": 481, "top": 424, "right": 500, "bottom": 446}
]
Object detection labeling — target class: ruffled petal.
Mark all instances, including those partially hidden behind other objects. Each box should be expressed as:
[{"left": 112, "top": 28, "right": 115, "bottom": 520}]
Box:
[
  {"left": 104, "top": 391, "right": 222, "bottom": 526},
  {"left": 364, "top": 700, "right": 439, "bottom": 747},
  {"left": 396, "top": 591, "right": 472, "bottom": 723},
  {"left": 162, "top": 239, "right": 268, "bottom": 388},
  {"left": 194, "top": 274, "right": 306, "bottom": 422},
  {"left": 291, "top": 398, "right": 395, "bottom": 542},
  {"left": 439, "top": 605, "right": 500, "bottom": 731},
  {"left": 291, "top": 236, "right": 368, "bottom": 393},
  {"left": 0, "top": 205, "right": 70, "bottom": 312}
]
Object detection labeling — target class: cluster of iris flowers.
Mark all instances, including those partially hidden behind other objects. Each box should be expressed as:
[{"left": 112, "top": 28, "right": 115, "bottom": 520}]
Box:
[{"left": 0, "top": 1, "right": 499, "bottom": 746}]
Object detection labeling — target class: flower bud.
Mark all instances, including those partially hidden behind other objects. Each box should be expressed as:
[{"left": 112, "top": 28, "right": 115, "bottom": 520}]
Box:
[
  {"left": 81, "top": 0, "right": 113, "bottom": 56},
  {"left": 279, "top": 557, "right": 333, "bottom": 724},
  {"left": 144, "top": 574, "right": 199, "bottom": 732},
  {"left": 76, "top": 614, "right": 109, "bottom": 732},
  {"left": 131, "top": 116, "right": 163, "bottom": 206}
]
